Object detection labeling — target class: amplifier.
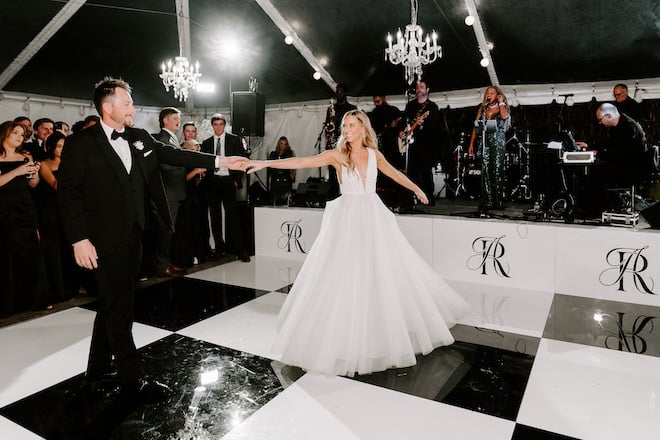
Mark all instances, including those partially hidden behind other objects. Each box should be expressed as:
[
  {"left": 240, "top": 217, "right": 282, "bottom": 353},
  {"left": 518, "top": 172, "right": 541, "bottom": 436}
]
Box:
[{"left": 562, "top": 151, "right": 595, "bottom": 163}]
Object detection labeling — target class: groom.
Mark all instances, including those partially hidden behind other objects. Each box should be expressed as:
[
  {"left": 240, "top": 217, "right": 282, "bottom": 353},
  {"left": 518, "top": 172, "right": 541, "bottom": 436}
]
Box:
[{"left": 58, "top": 77, "right": 248, "bottom": 400}]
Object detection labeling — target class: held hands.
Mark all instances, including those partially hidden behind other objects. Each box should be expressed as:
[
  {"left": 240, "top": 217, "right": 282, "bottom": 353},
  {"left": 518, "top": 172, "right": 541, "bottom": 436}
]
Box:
[
  {"left": 221, "top": 156, "right": 250, "bottom": 171},
  {"left": 245, "top": 160, "right": 267, "bottom": 174}
]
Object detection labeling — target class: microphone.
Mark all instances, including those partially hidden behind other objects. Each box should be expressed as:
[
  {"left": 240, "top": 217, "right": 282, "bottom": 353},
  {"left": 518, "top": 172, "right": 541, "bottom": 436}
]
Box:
[{"left": 482, "top": 98, "right": 491, "bottom": 108}]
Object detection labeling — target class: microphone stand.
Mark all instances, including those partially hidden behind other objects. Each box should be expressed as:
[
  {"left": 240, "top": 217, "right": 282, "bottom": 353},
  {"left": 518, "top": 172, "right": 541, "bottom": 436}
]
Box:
[
  {"left": 313, "top": 123, "right": 326, "bottom": 178},
  {"left": 475, "top": 100, "right": 493, "bottom": 216}
]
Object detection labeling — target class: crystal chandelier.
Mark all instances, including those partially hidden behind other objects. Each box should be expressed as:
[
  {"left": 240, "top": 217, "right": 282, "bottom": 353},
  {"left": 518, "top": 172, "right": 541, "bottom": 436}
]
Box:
[
  {"left": 159, "top": 1, "right": 201, "bottom": 102},
  {"left": 160, "top": 56, "right": 201, "bottom": 102},
  {"left": 385, "top": 0, "right": 442, "bottom": 84}
]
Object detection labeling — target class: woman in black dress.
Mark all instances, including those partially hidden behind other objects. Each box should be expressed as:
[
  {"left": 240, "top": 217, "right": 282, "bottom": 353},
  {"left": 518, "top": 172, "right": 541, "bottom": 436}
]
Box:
[
  {"left": 268, "top": 136, "right": 295, "bottom": 203},
  {"left": 0, "top": 121, "right": 51, "bottom": 316},
  {"left": 36, "top": 131, "right": 78, "bottom": 301}
]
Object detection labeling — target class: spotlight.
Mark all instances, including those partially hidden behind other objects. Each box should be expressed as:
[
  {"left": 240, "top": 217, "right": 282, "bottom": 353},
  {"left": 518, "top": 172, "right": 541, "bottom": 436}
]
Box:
[
  {"left": 480, "top": 57, "right": 489, "bottom": 67},
  {"left": 313, "top": 71, "right": 321, "bottom": 80},
  {"left": 196, "top": 82, "right": 215, "bottom": 93},
  {"left": 464, "top": 15, "right": 475, "bottom": 26},
  {"left": 284, "top": 35, "right": 293, "bottom": 45}
]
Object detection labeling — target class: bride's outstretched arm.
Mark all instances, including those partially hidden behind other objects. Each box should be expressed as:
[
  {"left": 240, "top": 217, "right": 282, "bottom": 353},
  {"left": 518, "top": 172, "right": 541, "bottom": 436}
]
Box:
[
  {"left": 375, "top": 150, "right": 428, "bottom": 204},
  {"left": 247, "top": 150, "right": 339, "bottom": 174}
]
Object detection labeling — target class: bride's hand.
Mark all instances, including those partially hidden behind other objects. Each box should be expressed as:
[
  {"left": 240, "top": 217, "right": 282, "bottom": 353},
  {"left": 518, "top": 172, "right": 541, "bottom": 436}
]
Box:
[
  {"left": 414, "top": 190, "right": 428, "bottom": 205},
  {"left": 246, "top": 160, "right": 266, "bottom": 174}
]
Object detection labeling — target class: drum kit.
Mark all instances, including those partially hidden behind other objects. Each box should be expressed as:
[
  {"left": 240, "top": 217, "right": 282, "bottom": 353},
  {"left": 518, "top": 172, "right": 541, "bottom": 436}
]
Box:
[{"left": 445, "top": 128, "right": 541, "bottom": 203}]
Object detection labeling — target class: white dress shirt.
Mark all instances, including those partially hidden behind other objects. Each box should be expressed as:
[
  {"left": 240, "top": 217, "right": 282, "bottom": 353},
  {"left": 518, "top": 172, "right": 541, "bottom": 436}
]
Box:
[
  {"left": 214, "top": 133, "right": 230, "bottom": 176},
  {"left": 101, "top": 121, "right": 132, "bottom": 173}
]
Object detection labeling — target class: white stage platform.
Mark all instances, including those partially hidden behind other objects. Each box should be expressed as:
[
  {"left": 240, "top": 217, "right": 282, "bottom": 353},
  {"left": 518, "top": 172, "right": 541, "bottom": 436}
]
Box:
[{"left": 254, "top": 206, "right": 660, "bottom": 307}]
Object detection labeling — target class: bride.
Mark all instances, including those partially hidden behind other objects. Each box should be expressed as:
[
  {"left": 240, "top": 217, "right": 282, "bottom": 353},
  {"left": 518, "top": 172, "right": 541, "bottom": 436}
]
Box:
[{"left": 247, "top": 110, "right": 469, "bottom": 377}]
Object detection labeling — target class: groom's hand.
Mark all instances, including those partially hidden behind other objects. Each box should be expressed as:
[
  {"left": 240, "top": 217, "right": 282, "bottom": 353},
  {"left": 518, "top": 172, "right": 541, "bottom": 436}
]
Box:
[{"left": 221, "top": 156, "right": 250, "bottom": 171}]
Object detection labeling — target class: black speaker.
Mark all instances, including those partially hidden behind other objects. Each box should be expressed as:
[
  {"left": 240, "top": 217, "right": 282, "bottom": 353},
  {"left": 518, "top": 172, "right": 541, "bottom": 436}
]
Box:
[
  {"left": 231, "top": 92, "right": 265, "bottom": 137},
  {"left": 641, "top": 201, "right": 660, "bottom": 229},
  {"left": 293, "top": 180, "right": 331, "bottom": 206}
]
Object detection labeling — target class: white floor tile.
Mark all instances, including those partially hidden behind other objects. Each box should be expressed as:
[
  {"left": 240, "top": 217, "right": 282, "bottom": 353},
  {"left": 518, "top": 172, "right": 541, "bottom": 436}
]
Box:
[
  {"left": 178, "top": 292, "right": 285, "bottom": 360},
  {"left": 449, "top": 280, "right": 554, "bottom": 337},
  {"left": 0, "top": 416, "right": 43, "bottom": 439},
  {"left": 0, "top": 308, "right": 171, "bottom": 407},
  {"left": 187, "top": 256, "right": 303, "bottom": 291},
  {"left": 221, "top": 374, "right": 515, "bottom": 440},
  {"left": 518, "top": 338, "right": 660, "bottom": 439}
]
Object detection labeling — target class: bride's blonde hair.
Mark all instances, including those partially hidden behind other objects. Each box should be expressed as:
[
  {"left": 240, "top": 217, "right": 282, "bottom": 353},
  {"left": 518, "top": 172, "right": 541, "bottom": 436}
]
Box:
[{"left": 335, "top": 110, "right": 378, "bottom": 173}]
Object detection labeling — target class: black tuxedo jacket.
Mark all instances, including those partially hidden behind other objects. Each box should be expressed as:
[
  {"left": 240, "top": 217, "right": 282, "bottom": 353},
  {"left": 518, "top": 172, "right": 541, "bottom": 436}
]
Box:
[
  {"left": 58, "top": 124, "right": 216, "bottom": 257},
  {"left": 200, "top": 132, "right": 246, "bottom": 188},
  {"left": 153, "top": 129, "right": 187, "bottom": 202}
]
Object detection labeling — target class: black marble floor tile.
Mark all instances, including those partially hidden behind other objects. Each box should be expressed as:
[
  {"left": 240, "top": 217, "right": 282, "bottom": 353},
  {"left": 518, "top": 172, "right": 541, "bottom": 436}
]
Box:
[
  {"left": 0, "top": 334, "right": 289, "bottom": 440},
  {"left": 354, "top": 340, "right": 534, "bottom": 421},
  {"left": 544, "top": 293, "right": 660, "bottom": 357},
  {"left": 512, "top": 423, "right": 581, "bottom": 440},
  {"left": 275, "top": 283, "right": 293, "bottom": 293},
  {"left": 452, "top": 324, "right": 541, "bottom": 357},
  {"left": 82, "top": 278, "right": 267, "bottom": 331}
]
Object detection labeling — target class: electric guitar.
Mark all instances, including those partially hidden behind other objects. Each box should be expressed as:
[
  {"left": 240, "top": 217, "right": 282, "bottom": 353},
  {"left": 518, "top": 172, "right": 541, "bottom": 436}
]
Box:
[{"left": 398, "top": 111, "right": 430, "bottom": 154}]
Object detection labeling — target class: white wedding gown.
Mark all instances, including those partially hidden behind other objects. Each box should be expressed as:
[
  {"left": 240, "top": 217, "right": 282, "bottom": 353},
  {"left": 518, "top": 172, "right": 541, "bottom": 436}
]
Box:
[{"left": 272, "top": 148, "right": 470, "bottom": 377}]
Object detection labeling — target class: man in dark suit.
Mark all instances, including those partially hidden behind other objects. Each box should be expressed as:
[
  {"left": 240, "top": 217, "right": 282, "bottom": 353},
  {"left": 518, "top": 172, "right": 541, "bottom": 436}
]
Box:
[
  {"left": 58, "top": 77, "right": 247, "bottom": 400},
  {"left": 200, "top": 113, "right": 251, "bottom": 262},
  {"left": 151, "top": 107, "right": 188, "bottom": 277},
  {"left": 23, "top": 117, "right": 54, "bottom": 161}
]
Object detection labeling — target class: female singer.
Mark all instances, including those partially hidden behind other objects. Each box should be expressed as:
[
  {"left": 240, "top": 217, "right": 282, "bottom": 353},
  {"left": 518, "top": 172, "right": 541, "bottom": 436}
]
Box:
[{"left": 468, "top": 86, "right": 511, "bottom": 211}]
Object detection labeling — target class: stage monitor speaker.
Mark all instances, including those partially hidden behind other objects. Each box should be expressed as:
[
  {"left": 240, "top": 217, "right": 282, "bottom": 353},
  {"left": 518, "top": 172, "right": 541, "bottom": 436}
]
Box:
[
  {"left": 641, "top": 201, "right": 660, "bottom": 229},
  {"left": 231, "top": 92, "right": 265, "bottom": 137},
  {"left": 293, "top": 180, "right": 330, "bottom": 206}
]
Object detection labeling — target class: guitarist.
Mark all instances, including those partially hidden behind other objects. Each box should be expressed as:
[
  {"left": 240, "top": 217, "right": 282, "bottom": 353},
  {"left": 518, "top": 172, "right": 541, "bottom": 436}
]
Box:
[{"left": 400, "top": 79, "right": 440, "bottom": 205}]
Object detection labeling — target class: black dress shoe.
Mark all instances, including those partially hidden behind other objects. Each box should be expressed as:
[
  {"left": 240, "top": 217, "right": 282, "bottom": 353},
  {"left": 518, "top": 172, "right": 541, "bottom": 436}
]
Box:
[
  {"left": 238, "top": 251, "right": 251, "bottom": 263},
  {"left": 210, "top": 249, "right": 226, "bottom": 260},
  {"left": 84, "top": 372, "right": 121, "bottom": 397},
  {"left": 156, "top": 266, "right": 184, "bottom": 278}
]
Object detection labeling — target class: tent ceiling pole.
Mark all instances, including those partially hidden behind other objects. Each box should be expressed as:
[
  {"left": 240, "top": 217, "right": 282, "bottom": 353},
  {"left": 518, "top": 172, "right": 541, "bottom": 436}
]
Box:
[
  {"left": 0, "top": 0, "right": 86, "bottom": 90},
  {"left": 465, "top": 0, "right": 499, "bottom": 86},
  {"left": 254, "top": 0, "right": 337, "bottom": 91}
]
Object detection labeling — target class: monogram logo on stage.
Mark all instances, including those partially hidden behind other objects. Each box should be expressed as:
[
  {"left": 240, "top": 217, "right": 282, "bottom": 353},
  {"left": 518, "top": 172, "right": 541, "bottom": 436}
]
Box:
[
  {"left": 467, "top": 235, "right": 511, "bottom": 277},
  {"left": 278, "top": 219, "right": 307, "bottom": 254},
  {"left": 597, "top": 311, "right": 656, "bottom": 354},
  {"left": 599, "top": 246, "right": 655, "bottom": 294}
]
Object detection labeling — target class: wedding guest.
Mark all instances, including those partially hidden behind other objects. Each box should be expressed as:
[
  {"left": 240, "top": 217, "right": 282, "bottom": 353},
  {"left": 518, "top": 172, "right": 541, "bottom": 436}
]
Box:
[{"left": 0, "top": 121, "right": 51, "bottom": 317}]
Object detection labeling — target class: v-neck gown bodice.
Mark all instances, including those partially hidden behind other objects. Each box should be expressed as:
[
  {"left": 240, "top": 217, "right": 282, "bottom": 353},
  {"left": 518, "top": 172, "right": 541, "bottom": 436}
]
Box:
[{"left": 272, "top": 148, "right": 469, "bottom": 377}]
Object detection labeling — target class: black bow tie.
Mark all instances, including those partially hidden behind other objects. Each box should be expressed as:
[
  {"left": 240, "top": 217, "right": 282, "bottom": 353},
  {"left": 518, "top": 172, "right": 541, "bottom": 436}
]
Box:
[{"left": 111, "top": 130, "right": 129, "bottom": 141}]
